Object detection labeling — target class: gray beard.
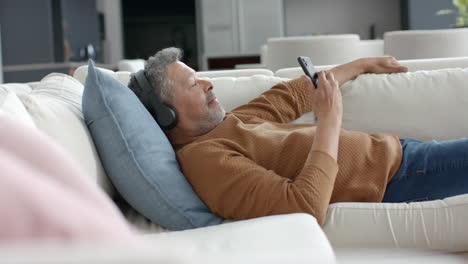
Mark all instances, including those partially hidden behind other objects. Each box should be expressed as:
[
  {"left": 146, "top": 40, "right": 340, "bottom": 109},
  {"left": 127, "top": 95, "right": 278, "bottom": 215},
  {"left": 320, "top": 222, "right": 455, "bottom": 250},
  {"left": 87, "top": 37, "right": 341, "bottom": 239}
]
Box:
[{"left": 197, "top": 107, "right": 226, "bottom": 136}]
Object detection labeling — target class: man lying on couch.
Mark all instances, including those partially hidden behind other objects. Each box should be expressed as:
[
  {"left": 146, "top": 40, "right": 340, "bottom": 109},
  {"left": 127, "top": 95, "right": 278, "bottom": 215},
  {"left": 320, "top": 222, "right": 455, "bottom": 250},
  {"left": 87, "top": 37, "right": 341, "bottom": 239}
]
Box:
[{"left": 127, "top": 47, "right": 468, "bottom": 225}]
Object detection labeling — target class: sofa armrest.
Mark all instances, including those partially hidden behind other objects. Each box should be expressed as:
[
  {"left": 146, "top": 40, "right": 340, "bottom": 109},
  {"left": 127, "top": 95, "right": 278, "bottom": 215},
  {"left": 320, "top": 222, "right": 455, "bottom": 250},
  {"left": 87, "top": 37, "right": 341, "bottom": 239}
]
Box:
[
  {"left": 0, "top": 214, "right": 336, "bottom": 264},
  {"left": 274, "top": 57, "right": 468, "bottom": 79},
  {"left": 274, "top": 65, "right": 335, "bottom": 79},
  {"left": 397, "top": 57, "right": 468, "bottom": 72}
]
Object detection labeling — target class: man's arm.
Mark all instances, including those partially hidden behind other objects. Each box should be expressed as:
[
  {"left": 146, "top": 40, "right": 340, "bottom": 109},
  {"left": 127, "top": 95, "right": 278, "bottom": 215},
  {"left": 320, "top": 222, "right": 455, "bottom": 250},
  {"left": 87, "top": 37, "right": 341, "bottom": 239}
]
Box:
[
  {"left": 329, "top": 56, "right": 408, "bottom": 86},
  {"left": 231, "top": 78, "right": 314, "bottom": 123},
  {"left": 307, "top": 71, "right": 342, "bottom": 161}
]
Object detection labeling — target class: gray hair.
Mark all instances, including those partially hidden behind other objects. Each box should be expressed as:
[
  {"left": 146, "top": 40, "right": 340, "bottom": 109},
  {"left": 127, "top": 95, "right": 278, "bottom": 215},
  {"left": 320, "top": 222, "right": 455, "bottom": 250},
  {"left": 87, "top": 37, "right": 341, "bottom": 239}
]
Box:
[{"left": 128, "top": 47, "right": 182, "bottom": 111}]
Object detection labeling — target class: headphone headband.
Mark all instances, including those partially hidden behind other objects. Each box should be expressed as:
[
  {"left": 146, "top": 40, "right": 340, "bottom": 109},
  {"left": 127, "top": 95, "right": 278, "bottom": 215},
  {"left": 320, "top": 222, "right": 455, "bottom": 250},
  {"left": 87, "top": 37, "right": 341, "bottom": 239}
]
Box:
[
  {"left": 135, "top": 70, "right": 160, "bottom": 103},
  {"left": 134, "top": 70, "right": 178, "bottom": 130}
]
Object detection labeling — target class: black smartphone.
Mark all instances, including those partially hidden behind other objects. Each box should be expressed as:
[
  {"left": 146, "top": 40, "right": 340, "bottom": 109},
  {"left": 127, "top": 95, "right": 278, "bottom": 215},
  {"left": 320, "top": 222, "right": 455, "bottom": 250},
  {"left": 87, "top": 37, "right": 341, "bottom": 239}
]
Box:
[{"left": 297, "top": 56, "right": 319, "bottom": 88}]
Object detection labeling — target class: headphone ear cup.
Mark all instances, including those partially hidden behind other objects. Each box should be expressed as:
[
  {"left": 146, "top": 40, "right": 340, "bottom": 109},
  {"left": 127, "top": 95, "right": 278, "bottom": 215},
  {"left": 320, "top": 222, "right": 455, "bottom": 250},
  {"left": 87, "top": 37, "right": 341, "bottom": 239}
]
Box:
[
  {"left": 134, "top": 70, "right": 178, "bottom": 130},
  {"left": 155, "top": 104, "right": 178, "bottom": 130}
]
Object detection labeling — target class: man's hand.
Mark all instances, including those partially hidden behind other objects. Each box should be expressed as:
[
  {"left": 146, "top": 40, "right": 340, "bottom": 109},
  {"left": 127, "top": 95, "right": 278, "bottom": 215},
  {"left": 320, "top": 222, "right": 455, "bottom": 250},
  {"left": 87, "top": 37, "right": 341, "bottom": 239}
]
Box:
[
  {"left": 303, "top": 71, "right": 342, "bottom": 161},
  {"left": 306, "top": 71, "right": 342, "bottom": 123},
  {"left": 362, "top": 56, "right": 408, "bottom": 74}
]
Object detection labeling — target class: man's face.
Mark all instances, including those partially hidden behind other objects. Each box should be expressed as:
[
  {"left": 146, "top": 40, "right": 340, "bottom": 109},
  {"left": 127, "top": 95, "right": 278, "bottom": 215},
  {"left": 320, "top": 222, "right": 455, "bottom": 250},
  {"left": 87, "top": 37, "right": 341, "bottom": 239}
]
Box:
[{"left": 167, "top": 61, "right": 225, "bottom": 135}]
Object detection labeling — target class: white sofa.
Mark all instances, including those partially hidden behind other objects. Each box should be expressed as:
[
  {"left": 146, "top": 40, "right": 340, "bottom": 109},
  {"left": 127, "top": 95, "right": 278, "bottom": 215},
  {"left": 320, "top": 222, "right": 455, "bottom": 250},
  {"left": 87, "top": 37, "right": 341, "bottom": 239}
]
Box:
[
  {"left": 264, "top": 35, "right": 384, "bottom": 71},
  {"left": 384, "top": 28, "right": 468, "bottom": 60},
  {"left": 118, "top": 59, "right": 145, "bottom": 72},
  {"left": 2, "top": 57, "right": 468, "bottom": 263}
]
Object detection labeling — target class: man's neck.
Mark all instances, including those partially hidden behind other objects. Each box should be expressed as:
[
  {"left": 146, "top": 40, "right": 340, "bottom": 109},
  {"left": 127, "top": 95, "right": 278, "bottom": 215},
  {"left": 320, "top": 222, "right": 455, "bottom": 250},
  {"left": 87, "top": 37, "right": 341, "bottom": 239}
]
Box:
[
  {"left": 166, "top": 128, "right": 199, "bottom": 147},
  {"left": 166, "top": 125, "right": 213, "bottom": 148},
  {"left": 166, "top": 116, "right": 225, "bottom": 148}
]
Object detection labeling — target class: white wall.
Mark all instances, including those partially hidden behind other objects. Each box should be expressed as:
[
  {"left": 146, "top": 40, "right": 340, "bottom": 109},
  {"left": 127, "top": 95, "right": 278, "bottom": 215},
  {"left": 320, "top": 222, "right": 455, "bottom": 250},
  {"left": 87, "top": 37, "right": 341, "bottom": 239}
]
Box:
[
  {"left": 96, "top": 0, "right": 124, "bottom": 65},
  {"left": 284, "top": 0, "right": 401, "bottom": 39}
]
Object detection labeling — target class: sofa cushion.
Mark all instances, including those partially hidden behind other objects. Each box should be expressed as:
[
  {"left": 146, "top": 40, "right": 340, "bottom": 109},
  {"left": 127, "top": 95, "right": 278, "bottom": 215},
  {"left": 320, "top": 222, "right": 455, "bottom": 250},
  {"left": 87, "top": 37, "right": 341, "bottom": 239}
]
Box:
[
  {"left": 325, "top": 193, "right": 468, "bottom": 252},
  {"left": 141, "top": 213, "right": 335, "bottom": 264},
  {"left": 0, "top": 74, "right": 112, "bottom": 194},
  {"left": 200, "top": 75, "right": 287, "bottom": 112},
  {"left": 340, "top": 68, "right": 468, "bottom": 141},
  {"left": 82, "top": 61, "right": 223, "bottom": 230},
  {"left": 0, "top": 88, "right": 36, "bottom": 126}
]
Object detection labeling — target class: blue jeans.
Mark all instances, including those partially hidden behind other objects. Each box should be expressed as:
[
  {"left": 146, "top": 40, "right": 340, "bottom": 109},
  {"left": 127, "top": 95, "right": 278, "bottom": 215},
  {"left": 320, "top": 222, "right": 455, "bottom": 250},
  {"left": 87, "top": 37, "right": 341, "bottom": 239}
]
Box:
[{"left": 382, "top": 138, "right": 468, "bottom": 203}]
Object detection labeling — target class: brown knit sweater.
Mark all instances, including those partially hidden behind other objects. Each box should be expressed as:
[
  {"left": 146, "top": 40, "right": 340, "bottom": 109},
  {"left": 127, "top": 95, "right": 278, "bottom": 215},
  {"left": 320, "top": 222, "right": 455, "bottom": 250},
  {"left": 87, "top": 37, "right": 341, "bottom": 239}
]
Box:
[{"left": 175, "top": 78, "right": 402, "bottom": 225}]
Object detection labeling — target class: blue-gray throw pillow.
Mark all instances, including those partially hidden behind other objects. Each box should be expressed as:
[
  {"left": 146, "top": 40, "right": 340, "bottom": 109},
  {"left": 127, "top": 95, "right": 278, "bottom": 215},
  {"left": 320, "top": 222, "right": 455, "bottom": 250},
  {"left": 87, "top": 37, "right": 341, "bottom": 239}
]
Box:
[{"left": 82, "top": 61, "right": 223, "bottom": 230}]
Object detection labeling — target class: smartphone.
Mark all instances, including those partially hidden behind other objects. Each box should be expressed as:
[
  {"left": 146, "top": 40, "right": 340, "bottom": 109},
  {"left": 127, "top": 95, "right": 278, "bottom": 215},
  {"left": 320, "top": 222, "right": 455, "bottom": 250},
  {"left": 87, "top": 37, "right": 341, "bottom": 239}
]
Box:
[{"left": 297, "top": 56, "right": 319, "bottom": 88}]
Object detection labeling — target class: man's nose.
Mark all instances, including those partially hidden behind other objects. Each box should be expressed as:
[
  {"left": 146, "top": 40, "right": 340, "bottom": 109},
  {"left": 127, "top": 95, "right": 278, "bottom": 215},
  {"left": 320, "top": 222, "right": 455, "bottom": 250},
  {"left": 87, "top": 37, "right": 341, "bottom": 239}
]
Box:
[{"left": 201, "top": 80, "right": 213, "bottom": 92}]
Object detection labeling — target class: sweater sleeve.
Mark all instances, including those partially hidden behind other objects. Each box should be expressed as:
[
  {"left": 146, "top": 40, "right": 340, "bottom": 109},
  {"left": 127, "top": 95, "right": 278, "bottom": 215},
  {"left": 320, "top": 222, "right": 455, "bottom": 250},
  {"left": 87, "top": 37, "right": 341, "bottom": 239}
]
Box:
[
  {"left": 178, "top": 142, "right": 338, "bottom": 226},
  {"left": 230, "top": 78, "right": 315, "bottom": 123}
]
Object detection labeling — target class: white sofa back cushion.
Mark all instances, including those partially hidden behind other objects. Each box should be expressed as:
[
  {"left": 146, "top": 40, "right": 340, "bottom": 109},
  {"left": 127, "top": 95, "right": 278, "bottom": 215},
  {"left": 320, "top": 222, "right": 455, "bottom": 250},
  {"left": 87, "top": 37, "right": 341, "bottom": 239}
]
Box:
[
  {"left": 199, "top": 75, "right": 316, "bottom": 124},
  {"left": 340, "top": 68, "right": 468, "bottom": 141},
  {"left": 0, "top": 84, "right": 37, "bottom": 126},
  {"left": 200, "top": 75, "right": 286, "bottom": 112},
  {"left": 197, "top": 69, "right": 274, "bottom": 78},
  {"left": 0, "top": 73, "right": 113, "bottom": 195},
  {"left": 117, "top": 59, "right": 145, "bottom": 72}
]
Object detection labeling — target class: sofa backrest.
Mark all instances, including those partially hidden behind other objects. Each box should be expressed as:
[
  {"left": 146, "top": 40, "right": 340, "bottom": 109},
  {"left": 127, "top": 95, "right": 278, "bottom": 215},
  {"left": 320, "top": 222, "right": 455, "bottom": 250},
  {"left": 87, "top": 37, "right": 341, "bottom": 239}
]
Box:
[
  {"left": 75, "top": 60, "right": 468, "bottom": 142},
  {"left": 340, "top": 68, "right": 468, "bottom": 141},
  {"left": 117, "top": 59, "right": 145, "bottom": 72}
]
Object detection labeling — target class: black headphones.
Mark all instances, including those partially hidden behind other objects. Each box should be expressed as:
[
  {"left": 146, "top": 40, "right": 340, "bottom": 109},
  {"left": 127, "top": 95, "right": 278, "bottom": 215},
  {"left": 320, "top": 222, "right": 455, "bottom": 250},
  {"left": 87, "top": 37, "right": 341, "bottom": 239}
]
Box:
[{"left": 135, "top": 70, "right": 178, "bottom": 130}]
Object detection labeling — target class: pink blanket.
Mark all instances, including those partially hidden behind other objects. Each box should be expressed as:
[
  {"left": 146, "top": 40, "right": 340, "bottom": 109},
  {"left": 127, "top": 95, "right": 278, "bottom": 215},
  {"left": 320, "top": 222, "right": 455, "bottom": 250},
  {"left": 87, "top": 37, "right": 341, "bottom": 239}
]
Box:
[{"left": 0, "top": 116, "right": 135, "bottom": 242}]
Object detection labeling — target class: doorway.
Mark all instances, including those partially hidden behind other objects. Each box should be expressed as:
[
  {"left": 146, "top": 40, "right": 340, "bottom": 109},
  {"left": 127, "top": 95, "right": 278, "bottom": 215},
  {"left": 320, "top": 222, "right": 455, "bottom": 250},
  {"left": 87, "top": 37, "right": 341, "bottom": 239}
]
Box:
[{"left": 122, "top": 0, "right": 198, "bottom": 70}]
